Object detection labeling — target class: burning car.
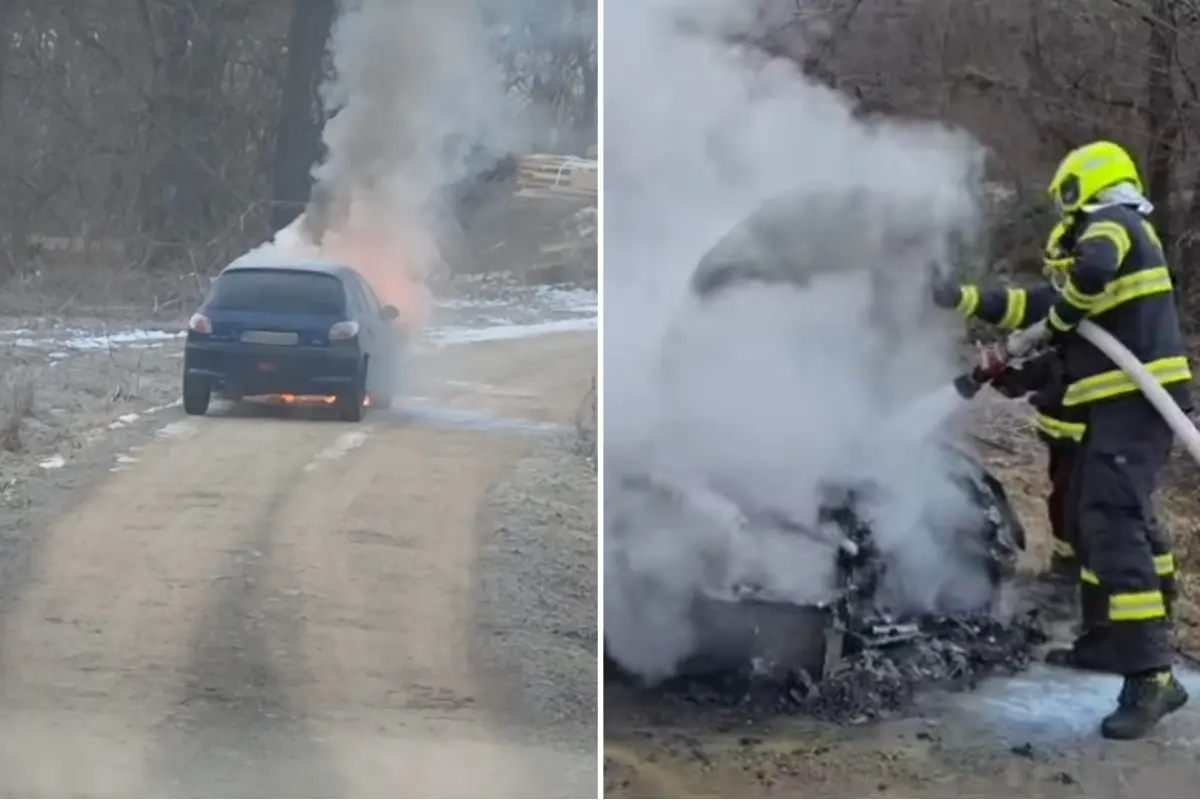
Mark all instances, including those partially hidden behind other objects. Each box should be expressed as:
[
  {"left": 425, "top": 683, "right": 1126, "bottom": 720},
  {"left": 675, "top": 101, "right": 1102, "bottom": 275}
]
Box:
[
  {"left": 604, "top": 189, "right": 1044, "bottom": 719},
  {"left": 604, "top": 439, "right": 1028, "bottom": 684},
  {"left": 183, "top": 259, "right": 406, "bottom": 422}
]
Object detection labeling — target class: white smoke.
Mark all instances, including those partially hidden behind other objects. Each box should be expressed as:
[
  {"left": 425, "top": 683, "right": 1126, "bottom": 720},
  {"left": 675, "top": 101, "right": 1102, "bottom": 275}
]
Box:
[
  {"left": 242, "top": 0, "right": 535, "bottom": 329},
  {"left": 603, "top": 0, "right": 993, "bottom": 683}
]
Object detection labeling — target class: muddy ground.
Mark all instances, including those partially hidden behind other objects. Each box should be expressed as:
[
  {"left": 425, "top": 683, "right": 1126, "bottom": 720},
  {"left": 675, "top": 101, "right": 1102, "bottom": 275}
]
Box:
[
  {"left": 0, "top": 281, "right": 597, "bottom": 797},
  {"left": 604, "top": 393, "right": 1200, "bottom": 798}
]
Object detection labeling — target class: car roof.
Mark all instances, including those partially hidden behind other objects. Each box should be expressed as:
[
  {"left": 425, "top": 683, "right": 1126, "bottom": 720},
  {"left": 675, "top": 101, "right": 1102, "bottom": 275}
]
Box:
[{"left": 220, "top": 254, "right": 358, "bottom": 281}]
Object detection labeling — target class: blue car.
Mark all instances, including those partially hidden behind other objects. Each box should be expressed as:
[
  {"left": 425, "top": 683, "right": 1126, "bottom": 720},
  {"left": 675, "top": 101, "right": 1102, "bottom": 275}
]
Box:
[{"left": 183, "top": 259, "right": 405, "bottom": 421}]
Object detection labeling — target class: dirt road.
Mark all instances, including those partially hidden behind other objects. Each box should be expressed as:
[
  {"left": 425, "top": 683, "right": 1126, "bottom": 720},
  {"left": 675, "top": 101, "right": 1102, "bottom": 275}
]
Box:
[{"left": 0, "top": 330, "right": 596, "bottom": 798}]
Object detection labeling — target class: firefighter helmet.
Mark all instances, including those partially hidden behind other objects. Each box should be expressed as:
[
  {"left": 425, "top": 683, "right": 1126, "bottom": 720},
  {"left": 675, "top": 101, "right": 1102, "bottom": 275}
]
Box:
[{"left": 1047, "top": 141, "right": 1143, "bottom": 216}]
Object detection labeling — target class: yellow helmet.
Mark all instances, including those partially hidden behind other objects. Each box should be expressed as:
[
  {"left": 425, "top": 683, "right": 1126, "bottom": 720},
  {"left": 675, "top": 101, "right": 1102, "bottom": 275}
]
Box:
[
  {"left": 1043, "top": 219, "right": 1073, "bottom": 288},
  {"left": 1047, "top": 141, "right": 1143, "bottom": 215}
]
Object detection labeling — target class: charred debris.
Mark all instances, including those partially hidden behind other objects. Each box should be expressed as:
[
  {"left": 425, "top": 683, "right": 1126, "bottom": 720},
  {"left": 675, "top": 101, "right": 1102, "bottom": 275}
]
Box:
[{"left": 606, "top": 446, "right": 1051, "bottom": 725}]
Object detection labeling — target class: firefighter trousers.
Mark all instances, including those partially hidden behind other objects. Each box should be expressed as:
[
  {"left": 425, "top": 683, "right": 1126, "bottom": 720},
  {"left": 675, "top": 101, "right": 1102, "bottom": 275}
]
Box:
[
  {"left": 1048, "top": 442, "right": 1176, "bottom": 612},
  {"left": 1068, "top": 398, "right": 1175, "bottom": 675},
  {"left": 1046, "top": 443, "right": 1078, "bottom": 576}
]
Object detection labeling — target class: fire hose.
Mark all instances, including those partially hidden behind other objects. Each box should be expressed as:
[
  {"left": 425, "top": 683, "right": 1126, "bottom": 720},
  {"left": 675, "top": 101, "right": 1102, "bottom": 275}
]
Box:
[
  {"left": 1073, "top": 319, "right": 1200, "bottom": 465},
  {"left": 1002, "top": 318, "right": 1200, "bottom": 465}
]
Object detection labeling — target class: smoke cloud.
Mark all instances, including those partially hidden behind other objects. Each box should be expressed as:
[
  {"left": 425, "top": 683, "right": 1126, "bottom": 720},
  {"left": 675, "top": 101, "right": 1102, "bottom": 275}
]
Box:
[
  {"left": 603, "top": 0, "right": 993, "bottom": 683},
  {"left": 245, "top": 0, "right": 534, "bottom": 330}
]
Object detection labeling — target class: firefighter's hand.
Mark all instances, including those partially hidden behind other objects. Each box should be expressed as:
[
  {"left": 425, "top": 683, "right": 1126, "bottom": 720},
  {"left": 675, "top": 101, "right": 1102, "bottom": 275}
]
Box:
[
  {"left": 991, "top": 365, "right": 1034, "bottom": 399},
  {"left": 930, "top": 278, "right": 962, "bottom": 310},
  {"left": 971, "top": 342, "right": 1008, "bottom": 383}
]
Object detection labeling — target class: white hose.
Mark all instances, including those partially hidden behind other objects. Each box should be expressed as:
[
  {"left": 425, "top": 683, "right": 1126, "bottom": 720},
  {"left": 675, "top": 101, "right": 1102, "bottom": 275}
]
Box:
[{"left": 1075, "top": 319, "right": 1200, "bottom": 465}]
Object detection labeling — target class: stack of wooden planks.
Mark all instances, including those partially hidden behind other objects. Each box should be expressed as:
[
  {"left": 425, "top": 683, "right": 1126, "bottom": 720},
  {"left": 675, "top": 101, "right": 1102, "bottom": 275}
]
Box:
[
  {"left": 515, "top": 154, "right": 598, "bottom": 199},
  {"left": 534, "top": 203, "right": 597, "bottom": 282}
]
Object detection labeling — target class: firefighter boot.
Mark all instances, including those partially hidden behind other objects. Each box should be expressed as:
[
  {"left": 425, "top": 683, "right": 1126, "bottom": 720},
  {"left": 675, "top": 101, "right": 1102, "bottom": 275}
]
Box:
[{"left": 1100, "top": 671, "right": 1189, "bottom": 740}]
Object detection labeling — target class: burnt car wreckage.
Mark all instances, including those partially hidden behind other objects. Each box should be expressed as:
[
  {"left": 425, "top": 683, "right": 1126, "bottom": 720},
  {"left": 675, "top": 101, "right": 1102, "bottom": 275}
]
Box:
[{"left": 605, "top": 191, "right": 1049, "bottom": 722}]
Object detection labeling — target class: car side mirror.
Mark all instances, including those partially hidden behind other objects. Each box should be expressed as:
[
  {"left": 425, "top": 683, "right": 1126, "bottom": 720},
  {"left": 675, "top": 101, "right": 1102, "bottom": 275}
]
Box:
[{"left": 380, "top": 305, "right": 400, "bottom": 321}]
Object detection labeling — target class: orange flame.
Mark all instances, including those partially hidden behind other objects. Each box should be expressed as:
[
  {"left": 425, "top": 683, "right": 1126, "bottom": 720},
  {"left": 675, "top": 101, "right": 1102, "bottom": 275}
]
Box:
[
  {"left": 272, "top": 210, "right": 434, "bottom": 335},
  {"left": 318, "top": 225, "right": 433, "bottom": 333}
]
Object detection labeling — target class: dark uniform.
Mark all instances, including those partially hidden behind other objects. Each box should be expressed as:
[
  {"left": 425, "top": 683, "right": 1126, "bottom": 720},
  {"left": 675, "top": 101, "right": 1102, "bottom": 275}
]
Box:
[
  {"left": 1044, "top": 204, "right": 1189, "bottom": 687},
  {"left": 946, "top": 282, "right": 1180, "bottom": 652}
]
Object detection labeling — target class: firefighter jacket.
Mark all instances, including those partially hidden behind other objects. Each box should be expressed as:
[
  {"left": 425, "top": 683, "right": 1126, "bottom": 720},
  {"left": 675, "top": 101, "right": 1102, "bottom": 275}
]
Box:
[
  {"left": 952, "top": 204, "right": 1191, "bottom": 422},
  {"left": 1048, "top": 205, "right": 1192, "bottom": 412},
  {"left": 953, "top": 284, "right": 1086, "bottom": 444}
]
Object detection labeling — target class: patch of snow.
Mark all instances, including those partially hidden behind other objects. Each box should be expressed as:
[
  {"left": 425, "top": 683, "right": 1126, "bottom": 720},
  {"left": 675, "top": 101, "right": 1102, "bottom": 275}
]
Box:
[
  {"left": 5, "top": 327, "right": 183, "bottom": 352},
  {"left": 38, "top": 454, "right": 65, "bottom": 470},
  {"left": 535, "top": 285, "right": 598, "bottom": 315},
  {"left": 304, "top": 428, "right": 372, "bottom": 473},
  {"left": 155, "top": 419, "right": 198, "bottom": 442},
  {"left": 423, "top": 316, "right": 596, "bottom": 347}
]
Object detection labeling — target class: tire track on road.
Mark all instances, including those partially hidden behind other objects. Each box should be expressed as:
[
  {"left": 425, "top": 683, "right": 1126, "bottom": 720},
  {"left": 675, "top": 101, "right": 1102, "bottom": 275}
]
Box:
[{"left": 0, "top": 417, "right": 345, "bottom": 797}]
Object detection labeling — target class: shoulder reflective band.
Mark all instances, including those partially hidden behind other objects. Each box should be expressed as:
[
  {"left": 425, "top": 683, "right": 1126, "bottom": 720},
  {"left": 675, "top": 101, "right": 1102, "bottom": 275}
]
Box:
[
  {"left": 1033, "top": 412, "right": 1085, "bottom": 442},
  {"left": 956, "top": 285, "right": 980, "bottom": 316},
  {"left": 1088, "top": 266, "right": 1173, "bottom": 316},
  {"left": 998, "top": 289, "right": 1028, "bottom": 330},
  {"left": 1109, "top": 589, "right": 1166, "bottom": 622},
  {"left": 1063, "top": 355, "right": 1192, "bottom": 407},
  {"left": 1078, "top": 219, "right": 1133, "bottom": 263}
]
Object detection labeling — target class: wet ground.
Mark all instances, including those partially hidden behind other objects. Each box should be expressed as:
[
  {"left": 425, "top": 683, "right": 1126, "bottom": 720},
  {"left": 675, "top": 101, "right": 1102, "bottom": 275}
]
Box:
[
  {"left": 935, "top": 663, "right": 1200, "bottom": 747},
  {"left": 606, "top": 660, "right": 1200, "bottom": 797}
]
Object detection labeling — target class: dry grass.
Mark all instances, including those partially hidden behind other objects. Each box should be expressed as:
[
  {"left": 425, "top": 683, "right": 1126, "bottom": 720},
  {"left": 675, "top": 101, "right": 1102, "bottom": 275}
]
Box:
[
  {"left": 0, "top": 370, "right": 37, "bottom": 454},
  {"left": 1158, "top": 481, "right": 1200, "bottom": 655},
  {"left": 574, "top": 374, "right": 597, "bottom": 465}
]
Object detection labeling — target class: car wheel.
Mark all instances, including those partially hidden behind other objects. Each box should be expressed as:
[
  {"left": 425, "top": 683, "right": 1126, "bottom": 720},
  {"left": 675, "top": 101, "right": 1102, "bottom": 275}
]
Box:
[
  {"left": 182, "top": 375, "right": 211, "bottom": 416},
  {"left": 338, "top": 363, "right": 368, "bottom": 422}
]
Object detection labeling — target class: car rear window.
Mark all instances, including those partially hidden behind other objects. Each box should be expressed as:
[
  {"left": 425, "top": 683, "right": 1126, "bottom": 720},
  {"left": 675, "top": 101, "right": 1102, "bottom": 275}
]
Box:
[{"left": 210, "top": 269, "right": 346, "bottom": 316}]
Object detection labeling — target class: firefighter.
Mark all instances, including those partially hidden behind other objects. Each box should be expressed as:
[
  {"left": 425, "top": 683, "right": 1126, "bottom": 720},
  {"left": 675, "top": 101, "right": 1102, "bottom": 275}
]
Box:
[
  {"left": 1001, "top": 140, "right": 1189, "bottom": 740},
  {"left": 933, "top": 224, "right": 1180, "bottom": 681}
]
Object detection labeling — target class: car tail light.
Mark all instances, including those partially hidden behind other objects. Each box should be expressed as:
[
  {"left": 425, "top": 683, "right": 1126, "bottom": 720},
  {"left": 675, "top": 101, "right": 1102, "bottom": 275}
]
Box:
[
  {"left": 329, "top": 320, "right": 360, "bottom": 341},
  {"left": 188, "top": 313, "right": 212, "bottom": 334}
]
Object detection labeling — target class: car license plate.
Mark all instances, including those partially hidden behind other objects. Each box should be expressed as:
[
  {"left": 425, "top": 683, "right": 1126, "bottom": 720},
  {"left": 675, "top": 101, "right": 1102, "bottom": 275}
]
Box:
[
  {"left": 241, "top": 330, "right": 299, "bottom": 346},
  {"left": 258, "top": 361, "right": 276, "bottom": 372}
]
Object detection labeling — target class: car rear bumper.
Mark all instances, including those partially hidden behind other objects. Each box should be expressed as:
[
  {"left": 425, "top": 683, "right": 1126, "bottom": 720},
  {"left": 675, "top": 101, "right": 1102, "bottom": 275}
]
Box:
[{"left": 184, "top": 341, "right": 361, "bottom": 395}]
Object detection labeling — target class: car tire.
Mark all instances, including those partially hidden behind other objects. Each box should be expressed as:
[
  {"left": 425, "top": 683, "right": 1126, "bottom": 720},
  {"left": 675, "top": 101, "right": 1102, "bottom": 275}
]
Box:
[
  {"left": 182, "top": 375, "right": 211, "bottom": 416},
  {"left": 338, "top": 363, "right": 368, "bottom": 422}
]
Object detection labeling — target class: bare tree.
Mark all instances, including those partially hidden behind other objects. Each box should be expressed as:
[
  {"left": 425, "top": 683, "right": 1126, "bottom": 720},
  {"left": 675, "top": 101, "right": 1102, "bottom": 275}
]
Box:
[
  {"left": 0, "top": 0, "right": 595, "bottom": 299},
  {"left": 272, "top": 0, "right": 335, "bottom": 232}
]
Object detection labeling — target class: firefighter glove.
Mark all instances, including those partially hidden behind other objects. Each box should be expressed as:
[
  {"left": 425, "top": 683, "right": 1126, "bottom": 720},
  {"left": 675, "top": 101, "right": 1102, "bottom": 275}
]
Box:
[{"left": 930, "top": 278, "right": 962, "bottom": 310}]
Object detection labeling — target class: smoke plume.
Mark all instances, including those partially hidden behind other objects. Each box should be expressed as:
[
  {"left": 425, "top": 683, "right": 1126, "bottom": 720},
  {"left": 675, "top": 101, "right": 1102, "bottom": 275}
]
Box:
[
  {"left": 247, "top": 0, "right": 527, "bottom": 331},
  {"left": 603, "top": 0, "right": 992, "bottom": 683}
]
